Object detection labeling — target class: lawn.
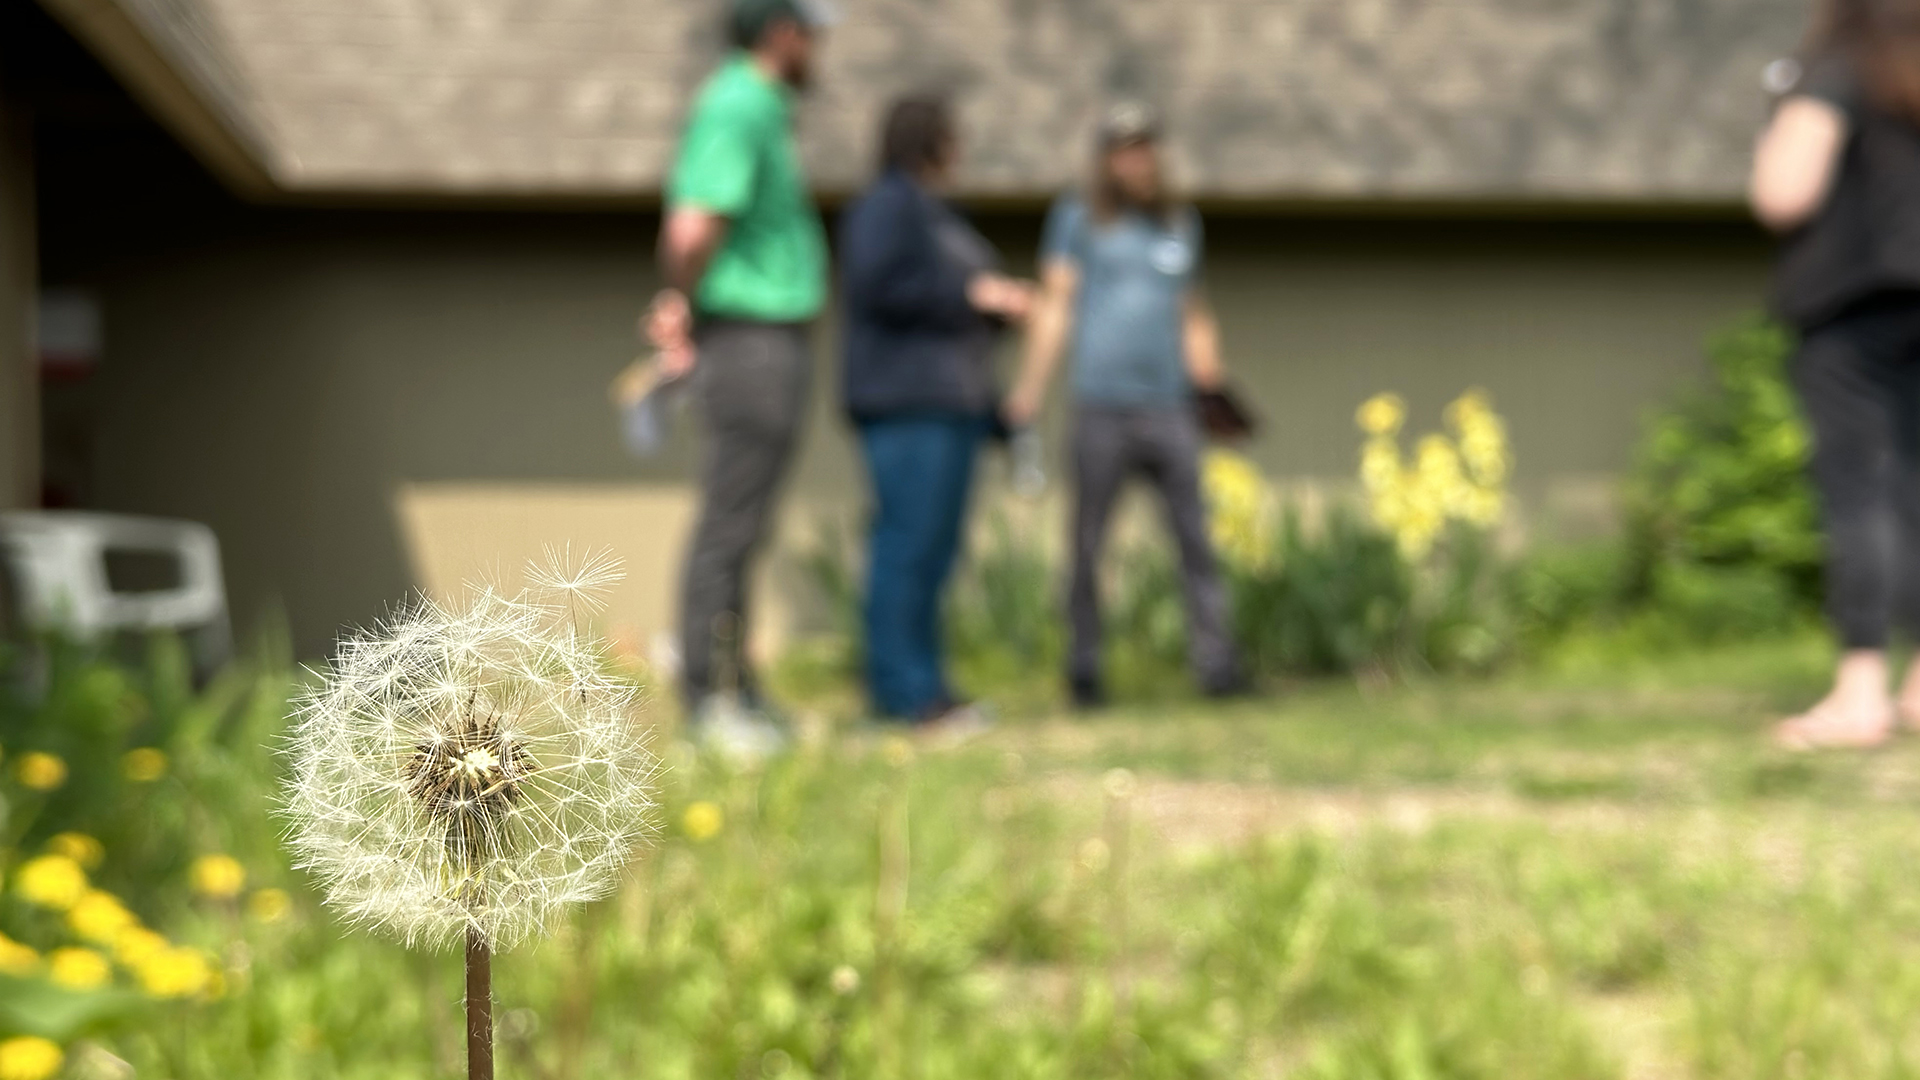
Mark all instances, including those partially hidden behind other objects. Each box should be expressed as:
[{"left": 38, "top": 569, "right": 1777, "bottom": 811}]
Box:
[{"left": 102, "top": 631, "right": 1920, "bottom": 1078}]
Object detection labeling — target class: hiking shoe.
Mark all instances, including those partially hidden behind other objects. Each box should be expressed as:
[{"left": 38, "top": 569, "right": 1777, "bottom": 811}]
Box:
[
  {"left": 917, "top": 701, "right": 995, "bottom": 750},
  {"left": 1069, "top": 676, "right": 1107, "bottom": 711},
  {"left": 690, "top": 694, "right": 788, "bottom": 765},
  {"left": 1201, "top": 671, "right": 1254, "bottom": 700}
]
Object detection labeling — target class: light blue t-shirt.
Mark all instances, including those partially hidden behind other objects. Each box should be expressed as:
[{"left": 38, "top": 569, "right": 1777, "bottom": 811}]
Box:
[{"left": 1041, "top": 195, "right": 1202, "bottom": 407}]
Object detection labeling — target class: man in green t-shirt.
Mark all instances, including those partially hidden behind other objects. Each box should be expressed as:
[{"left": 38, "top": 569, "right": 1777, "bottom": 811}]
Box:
[{"left": 646, "top": 0, "right": 833, "bottom": 755}]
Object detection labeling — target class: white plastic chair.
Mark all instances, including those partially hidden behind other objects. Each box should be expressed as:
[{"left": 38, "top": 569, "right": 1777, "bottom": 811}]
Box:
[{"left": 0, "top": 511, "right": 232, "bottom": 677}]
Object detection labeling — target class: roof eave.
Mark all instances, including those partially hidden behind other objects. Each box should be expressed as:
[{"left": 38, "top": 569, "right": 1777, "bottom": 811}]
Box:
[{"left": 36, "top": 0, "right": 276, "bottom": 199}]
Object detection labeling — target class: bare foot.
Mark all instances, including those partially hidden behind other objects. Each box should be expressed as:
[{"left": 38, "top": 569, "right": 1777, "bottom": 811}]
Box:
[
  {"left": 1776, "top": 649, "right": 1895, "bottom": 750},
  {"left": 1896, "top": 657, "right": 1920, "bottom": 733},
  {"left": 1775, "top": 701, "right": 1894, "bottom": 750}
]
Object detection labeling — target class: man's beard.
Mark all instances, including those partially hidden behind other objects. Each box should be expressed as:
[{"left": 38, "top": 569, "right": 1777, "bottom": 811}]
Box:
[{"left": 783, "top": 57, "right": 815, "bottom": 93}]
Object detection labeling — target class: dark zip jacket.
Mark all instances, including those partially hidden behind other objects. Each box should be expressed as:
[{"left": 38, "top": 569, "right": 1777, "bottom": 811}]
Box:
[{"left": 838, "top": 170, "right": 1002, "bottom": 421}]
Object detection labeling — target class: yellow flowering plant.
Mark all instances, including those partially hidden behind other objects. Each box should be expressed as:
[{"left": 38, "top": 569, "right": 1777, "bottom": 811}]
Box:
[{"left": 1356, "top": 389, "right": 1512, "bottom": 559}]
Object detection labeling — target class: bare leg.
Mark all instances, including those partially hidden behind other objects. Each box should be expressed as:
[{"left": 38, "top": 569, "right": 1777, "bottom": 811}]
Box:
[
  {"left": 1897, "top": 654, "right": 1920, "bottom": 731},
  {"left": 1775, "top": 650, "right": 1894, "bottom": 750}
]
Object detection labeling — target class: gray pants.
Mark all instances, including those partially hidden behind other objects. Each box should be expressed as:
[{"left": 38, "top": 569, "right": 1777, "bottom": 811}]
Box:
[
  {"left": 681, "top": 320, "right": 812, "bottom": 704},
  {"left": 1069, "top": 404, "right": 1238, "bottom": 688}
]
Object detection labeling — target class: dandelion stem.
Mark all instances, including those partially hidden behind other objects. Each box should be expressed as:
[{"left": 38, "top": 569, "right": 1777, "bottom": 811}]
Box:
[{"left": 465, "top": 926, "right": 494, "bottom": 1080}]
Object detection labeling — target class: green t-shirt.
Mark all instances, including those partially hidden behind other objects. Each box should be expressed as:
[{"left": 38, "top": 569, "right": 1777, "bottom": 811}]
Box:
[{"left": 669, "top": 55, "right": 827, "bottom": 322}]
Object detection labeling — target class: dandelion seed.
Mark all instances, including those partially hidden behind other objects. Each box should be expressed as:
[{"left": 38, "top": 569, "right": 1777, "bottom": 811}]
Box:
[{"left": 527, "top": 544, "right": 624, "bottom": 619}]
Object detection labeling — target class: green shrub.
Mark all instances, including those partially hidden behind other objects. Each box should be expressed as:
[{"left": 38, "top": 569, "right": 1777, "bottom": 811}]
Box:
[{"left": 1625, "top": 318, "right": 1821, "bottom": 619}]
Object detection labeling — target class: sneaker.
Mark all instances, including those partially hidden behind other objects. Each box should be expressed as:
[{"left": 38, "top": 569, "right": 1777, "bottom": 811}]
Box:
[
  {"left": 690, "top": 694, "right": 788, "bottom": 765},
  {"left": 1069, "top": 675, "right": 1107, "bottom": 711},
  {"left": 917, "top": 701, "right": 994, "bottom": 750},
  {"left": 1201, "top": 671, "right": 1254, "bottom": 700}
]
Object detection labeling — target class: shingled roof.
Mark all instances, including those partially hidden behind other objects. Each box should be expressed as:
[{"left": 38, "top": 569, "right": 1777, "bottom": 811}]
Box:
[{"left": 38, "top": 0, "right": 1809, "bottom": 204}]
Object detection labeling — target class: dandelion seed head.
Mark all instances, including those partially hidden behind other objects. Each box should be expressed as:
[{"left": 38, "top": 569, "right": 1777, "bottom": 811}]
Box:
[{"left": 281, "top": 561, "right": 659, "bottom": 950}]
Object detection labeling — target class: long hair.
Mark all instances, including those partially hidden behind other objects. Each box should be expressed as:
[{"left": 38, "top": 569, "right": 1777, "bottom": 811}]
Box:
[
  {"left": 1087, "top": 140, "right": 1175, "bottom": 226},
  {"left": 1813, "top": 0, "right": 1920, "bottom": 122},
  {"left": 878, "top": 95, "right": 955, "bottom": 177}
]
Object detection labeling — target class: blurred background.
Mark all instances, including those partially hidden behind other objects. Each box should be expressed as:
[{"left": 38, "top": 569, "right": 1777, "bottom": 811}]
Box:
[
  {"left": 2, "top": 2, "right": 1909, "bottom": 1079},
  {"left": 0, "top": 0, "right": 1797, "bottom": 658}
]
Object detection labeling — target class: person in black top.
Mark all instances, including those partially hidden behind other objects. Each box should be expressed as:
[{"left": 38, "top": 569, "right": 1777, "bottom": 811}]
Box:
[
  {"left": 838, "top": 95, "right": 1033, "bottom": 727},
  {"left": 1757, "top": 0, "right": 1920, "bottom": 748}
]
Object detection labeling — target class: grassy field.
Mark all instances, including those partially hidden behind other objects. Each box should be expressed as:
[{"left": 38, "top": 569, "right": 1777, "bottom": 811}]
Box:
[{"left": 118, "top": 631, "right": 1920, "bottom": 1079}]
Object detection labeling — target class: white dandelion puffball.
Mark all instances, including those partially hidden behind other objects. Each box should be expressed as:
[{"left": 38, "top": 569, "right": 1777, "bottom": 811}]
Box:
[{"left": 283, "top": 555, "right": 658, "bottom": 949}]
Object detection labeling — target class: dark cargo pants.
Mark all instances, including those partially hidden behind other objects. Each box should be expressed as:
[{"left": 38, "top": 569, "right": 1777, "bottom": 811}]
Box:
[
  {"left": 1068, "top": 404, "right": 1238, "bottom": 690},
  {"left": 680, "top": 320, "right": 812, "bottom": 705}
]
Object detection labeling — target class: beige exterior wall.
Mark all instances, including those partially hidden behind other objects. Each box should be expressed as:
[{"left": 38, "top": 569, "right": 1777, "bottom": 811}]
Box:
[
  {"left": 68, "top": 211, "right": 1770, "bottom": 657},
  {"left": 0, "top": 99, "right": 35, "bottom": 511}
]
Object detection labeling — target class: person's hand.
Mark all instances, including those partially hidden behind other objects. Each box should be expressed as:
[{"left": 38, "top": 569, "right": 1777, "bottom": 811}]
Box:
[
  {"left": 1190, "top": 358, "right": 1226, "bottom": 393},
  {"left": 609, "top": 359, "right": 654, "bottom": 409},
  {"left": 643, "top": 288, "right": 697, "bottom": 379},
  {"left": 1002, "top": 380, "right": 1044, "bottom": 429},
  {"left": 968, "top": 274, "right": 1036, "bottom": 324}
]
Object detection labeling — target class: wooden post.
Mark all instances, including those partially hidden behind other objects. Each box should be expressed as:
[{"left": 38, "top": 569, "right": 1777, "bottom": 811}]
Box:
[{"left": 465, "top": 926, "right": 494, "bottom": 1080}]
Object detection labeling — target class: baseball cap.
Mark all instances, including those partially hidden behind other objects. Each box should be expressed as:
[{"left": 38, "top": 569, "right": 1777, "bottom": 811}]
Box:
[
  {"left": 731, "top": 0, "right": 838, "bottom": 44},
  {"left": 1098, "top": 102, "right": 1162, "bottom": 148}
]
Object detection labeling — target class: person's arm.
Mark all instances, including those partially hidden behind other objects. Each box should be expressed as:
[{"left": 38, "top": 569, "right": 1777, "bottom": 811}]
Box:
[
  {"left": 1183, "top": 291, "right": 1225, "bottom": 392},
  {"left": 646, "top": 210, "right": 730, "bottom": 377},
  {"left": 645, "top": 99, "right": 761, "bottom": 377},
  {"left": 1003, "top": 258, "right": 1078, "bottom": 427},
  {"left": 1750, "top": 96, "right": 1849, "bottom": 233},
  {"left": 841, "top": 182, "right": 977, "bottom": 330}
]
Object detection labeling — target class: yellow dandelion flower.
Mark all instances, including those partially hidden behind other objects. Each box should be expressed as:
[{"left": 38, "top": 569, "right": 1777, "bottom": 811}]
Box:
[
  {"left": 122, "top": 748, "right": 167, "bottom": 783},
  {"left": 681, "top": 801, "right": 724, "bottom": 842},
  {"left": 881, "top": 735, "right": 915, "bottom": 769},
  {"left": 111, "top": 927, "right": 167, "bottom": 968},
  {"left": 137, "top": 946, "right": 212, "bottom": 999},
  {"left": 67, "top": 890, "right": 137, "bottom": 945},
  {"left": 16, "top": 855, "right": 87, "bottom": 911},
  {"left": 47, "top": 833, "right": 104, "bottom": 870},
  {"left": 0, "top": 933, "right": 40, "bottom": 976},
  {"left": 16, "top": 753, "right": 66, "bottom": 792},
  {"left": 246, "top": 888, "right": 291, "bottom": 924},
  {"left": 47, "top": 947, "right": 111, "bottom": 991},
  {"left": 189, "top": 855, "right": 246, "bottom": 900},
  {"left": 0, "top": 1036, "right": 62, "bottom": 1080},
  {"left": 1356, "top": 393, "right": 1407, "bottom": 437}
]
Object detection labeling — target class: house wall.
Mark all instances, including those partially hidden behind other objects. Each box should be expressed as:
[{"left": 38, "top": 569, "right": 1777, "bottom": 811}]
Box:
[
  {"left": 0, "top": 96, "right": 35, "bottom": 510},
  {"left": 39, "top": 199, "right": 1773, "bottom": 657}
]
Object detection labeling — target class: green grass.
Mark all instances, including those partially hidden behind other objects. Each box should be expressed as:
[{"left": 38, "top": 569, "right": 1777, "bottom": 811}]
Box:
[{"left": 109, "top": 630, "right": 1920, "bottom": 1078}]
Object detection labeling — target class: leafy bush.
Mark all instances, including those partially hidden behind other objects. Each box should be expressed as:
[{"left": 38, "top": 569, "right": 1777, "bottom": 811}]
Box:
[{"left": 1624, "top": 318, "right": 1820, "bottom": 624}]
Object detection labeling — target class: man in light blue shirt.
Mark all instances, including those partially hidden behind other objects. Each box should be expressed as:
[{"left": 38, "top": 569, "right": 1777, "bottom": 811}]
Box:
[{"left": 1005, "top": 104, "right": 1244, "bottom": 707}]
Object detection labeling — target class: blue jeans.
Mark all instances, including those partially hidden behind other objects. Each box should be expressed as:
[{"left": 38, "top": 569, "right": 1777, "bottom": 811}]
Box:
[{"left": 858, "top": 415, "right": 983, "bottom": 719}]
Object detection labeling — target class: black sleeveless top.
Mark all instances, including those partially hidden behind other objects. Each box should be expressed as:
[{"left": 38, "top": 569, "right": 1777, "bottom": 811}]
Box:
[{"left": 1772, "top": 54, "right": 1920, "bottom": 329}]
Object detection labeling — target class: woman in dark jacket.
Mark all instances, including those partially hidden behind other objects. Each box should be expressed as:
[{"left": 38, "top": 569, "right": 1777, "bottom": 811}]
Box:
[
  {"left": 839, "top": 95, "right": 1032, "bottom": 724},
  {"left": 1758, "top": 0, "right": 1920, "bottom": 748}
]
